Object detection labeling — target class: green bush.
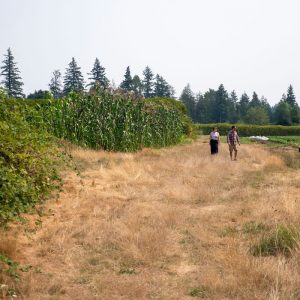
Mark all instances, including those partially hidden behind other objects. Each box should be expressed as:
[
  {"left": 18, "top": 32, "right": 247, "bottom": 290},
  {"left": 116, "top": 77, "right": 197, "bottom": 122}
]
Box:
[
  {"left": 195, "top": 123, "right": 300, "bottom": 136},
  {"left": 0, "top": 101, "right": 62, "bottom": 224}
]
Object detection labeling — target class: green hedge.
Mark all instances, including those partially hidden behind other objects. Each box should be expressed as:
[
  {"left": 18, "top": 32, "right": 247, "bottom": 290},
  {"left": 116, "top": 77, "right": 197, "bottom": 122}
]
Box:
[
  {"left": 0, "top": 101, "right": 63, "bottom": 223},
  {"left": 196, "top": 123, "right": 300, "bottom": 136}
]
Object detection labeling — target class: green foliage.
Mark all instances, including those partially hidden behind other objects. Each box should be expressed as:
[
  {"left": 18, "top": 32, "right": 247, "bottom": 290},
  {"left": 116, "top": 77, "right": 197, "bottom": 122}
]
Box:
[
  {"left": 180, "top": 84, "right": 300, "bottom": 125},
  {"left": 244, "top": 107, "right": 270, "bottom": 125},
  {"left": 0, "top": 48, "right": 24, "bottom": 98},
  {"left": 120, "top": 66, "right": 133, "bottom": 91},
  {"left": 189, "top": 286, "right": 209, "bottom": 298},
  {"left": 196, "top": 123, "right": 300, "bottom": 136},
  {"left": 0, "top": 254, "right": 19, "bottom": 279},
  {"left": 142, "top": 66, "right": 154, "bottom": 98},
  {"left": 250, "top": 224, "right": 300, "bottom": 257},
  {"left": 39, "top": 91, "right": 187, "bottom": 151},
  {"left": 27, "top": 89, "right": 53, "bottom": 100},
  {"left": 87, "top": 58, "right": 109, "bottom": 89},
  {"left": 63, "top": 57, "right": 85, "bottom": 95},
  {"left": 49, "top": 70, "right": 62, "bottom": 99},
  {"left": 0, "top": 100, "right": 62, "bottom": 223}
]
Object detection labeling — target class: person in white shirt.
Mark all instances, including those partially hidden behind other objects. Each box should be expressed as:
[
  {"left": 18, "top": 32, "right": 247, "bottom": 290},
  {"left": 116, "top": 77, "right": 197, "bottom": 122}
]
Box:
[{"left": 209, "top": 127, "right": 220, "bottom": 155}]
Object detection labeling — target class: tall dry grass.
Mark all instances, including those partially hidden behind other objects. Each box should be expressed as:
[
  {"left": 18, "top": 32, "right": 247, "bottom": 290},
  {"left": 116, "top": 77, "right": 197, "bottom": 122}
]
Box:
[{"left": 1, "top": 139, "right": 300, "bottom": 299}]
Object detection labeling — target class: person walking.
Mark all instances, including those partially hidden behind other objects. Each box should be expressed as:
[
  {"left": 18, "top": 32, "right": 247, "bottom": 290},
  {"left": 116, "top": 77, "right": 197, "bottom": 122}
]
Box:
[
  {"left": 209, "top": 127, "right": 220, "bottom": 155},
  {"left": 227, "top": 126, "right": 240, "bottom": 160}
]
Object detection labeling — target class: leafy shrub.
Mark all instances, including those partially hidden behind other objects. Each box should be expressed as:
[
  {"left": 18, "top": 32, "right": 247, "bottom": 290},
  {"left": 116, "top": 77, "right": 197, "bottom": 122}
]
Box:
[
  {"left": 250, "top": 224, "right": 300, "bottom": 257},
  {"left": 0, "top": 101, "right": 62, "bottom": 223},
  {"left": 195, "top": 123, "right": 300, "bottom": 136}
]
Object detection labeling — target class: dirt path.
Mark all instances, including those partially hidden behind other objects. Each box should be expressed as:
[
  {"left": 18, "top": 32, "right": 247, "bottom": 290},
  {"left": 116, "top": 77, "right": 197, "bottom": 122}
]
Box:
[{"left": 3, "top": 140, "right": 300, "bottom": 299}]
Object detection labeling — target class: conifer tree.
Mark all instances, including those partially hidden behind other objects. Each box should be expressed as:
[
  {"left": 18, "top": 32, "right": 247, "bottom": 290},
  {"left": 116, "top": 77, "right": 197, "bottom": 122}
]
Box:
[
  {"left": 87, "top": 58, "right": 109, "bottom": 89},
  {"left": 154, "top": 74, "right": 172, "bottom": 97},
  {"left": 142, "top": 66, "right": 154, "bottom": 98},
  {"left": 120, "top": 66, "right": 133, "bottom": 91},
  {"left": 132, "top": 75, "right": 143, "bottom": 94},
  {"left": 228, "top": 90, "right": 239, "bottom": 123},
  {"left": 63, "top": 57, "right": 85, "bottom": 95},
  {"left": 180, "top": 84, "right": 196, "bottom": 121},
  {"left": 239, "top": 93, "right": 250, "bottom": 121},
  {"left": 49, "top": 70, "right": 62, "bottom": 99},
  {"left": 0, "top": 48, "right": 24, "bottom": 98},
  {"left": 249, "top": 92, "right": 261, "bottom": 107},
  {"left": 286, "top": 85, "right": 297, "bottom": 107},
  {"left": 214, "top": 84, "right": 229, "bottom": 123}
]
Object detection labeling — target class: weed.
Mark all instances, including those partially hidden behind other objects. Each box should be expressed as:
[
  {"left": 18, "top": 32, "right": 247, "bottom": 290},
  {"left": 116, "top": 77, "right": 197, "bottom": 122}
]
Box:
[
  {"left": 250, "top": 224, "right": 300, "bottom": 257},
  {"left": 189, "top": 286, "right": 209, "bottom": 298},
  {"left": 242, "top": 222, "right": 269, "bottom": 234},
  {"left": 219, "top": 226, "right": 239, "bottom": 237},
  {"left": 119, "top": 267, "right": 136, "bottom": 275}
]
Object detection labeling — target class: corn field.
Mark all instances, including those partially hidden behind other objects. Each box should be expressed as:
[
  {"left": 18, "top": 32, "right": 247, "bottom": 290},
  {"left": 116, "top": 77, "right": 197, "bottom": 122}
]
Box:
[{"left": 39, "top": 90, "right": 185, "bottom": 151}]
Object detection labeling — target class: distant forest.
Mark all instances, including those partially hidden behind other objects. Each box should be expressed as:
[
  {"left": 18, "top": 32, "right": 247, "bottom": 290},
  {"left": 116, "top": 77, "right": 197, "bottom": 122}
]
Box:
[
  {"left": 1, "top": 48, "right": 299, "bottom": 126},
  {"left": 180, "top": 84, "right": 300, "bottom": 126}
]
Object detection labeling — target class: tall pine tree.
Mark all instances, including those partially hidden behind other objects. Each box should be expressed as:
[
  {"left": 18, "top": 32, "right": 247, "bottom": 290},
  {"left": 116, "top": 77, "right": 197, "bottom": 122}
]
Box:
[
  {"left": 214, "top": 84, "right": 229, "bottom": 123},
  {"left": 49, "top": 70, "right": 62, "bottom": 99},
  {"left": 228, "top": 90, "right": 239, "bottom": 123},
  {"left": 154, "top": 74, "right": 172, "bottom": 97},
  {"left": 180, "top": 84, "right": 196, "bottom": 121},
  {"left": 239, "top": 93, "right": 250, "bottom": 121},
  {"left": 142, "top": 66, "right": 154, "bottom": 98},
  {"left": 87, "top": 58, "right": 109, "bottom": 89},
  {"left": 285, "top": 85, "right": 299, "bottom": 124},
  {"left": 286, "top": 85, "right": 297, "bottom": 107},
  {"left": 249, "top": 92, "right": 261, "bottom": 107},
  {"left": 0, "top": 48, "right": 24, "bottom": 98},
  {"left": 120, "top": 66, "right": 133, "bottom": 91},
  {"left": 63, "top": 57, "right": 85, "bottom": 95}
]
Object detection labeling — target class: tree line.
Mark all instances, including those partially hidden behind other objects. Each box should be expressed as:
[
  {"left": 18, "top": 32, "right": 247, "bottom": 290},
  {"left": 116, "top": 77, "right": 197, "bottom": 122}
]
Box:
[
  {"left": 1, "top": 48, "right": 299, "bottom": 126},
  {"left": 0, "top": 48, "right": 174, "bottom": 100},
  {"left": 180, "top": 84, "right": 300, "bottom": 126}
]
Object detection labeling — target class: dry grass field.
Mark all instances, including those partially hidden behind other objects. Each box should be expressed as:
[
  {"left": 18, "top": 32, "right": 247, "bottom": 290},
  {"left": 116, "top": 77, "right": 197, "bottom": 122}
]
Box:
[{"left": 1, "top": 138, "right": 300, "bottom": 299}]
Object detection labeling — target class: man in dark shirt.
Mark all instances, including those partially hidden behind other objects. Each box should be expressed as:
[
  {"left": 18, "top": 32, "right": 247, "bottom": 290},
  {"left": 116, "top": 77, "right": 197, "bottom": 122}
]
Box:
[{"left": 227, "top": 126, "right": 240, "bottom": 160}]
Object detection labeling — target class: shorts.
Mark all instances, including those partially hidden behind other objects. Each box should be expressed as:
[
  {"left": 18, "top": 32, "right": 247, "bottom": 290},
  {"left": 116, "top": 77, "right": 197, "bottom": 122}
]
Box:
[{"left": 228, "top": 143, "right": 237, "bottom": 153}]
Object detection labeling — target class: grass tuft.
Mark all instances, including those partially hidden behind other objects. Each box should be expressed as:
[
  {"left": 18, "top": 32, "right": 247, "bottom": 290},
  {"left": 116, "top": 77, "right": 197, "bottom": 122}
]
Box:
[{"left": 250, "top": 224, "right": 300, "bottom": 257}]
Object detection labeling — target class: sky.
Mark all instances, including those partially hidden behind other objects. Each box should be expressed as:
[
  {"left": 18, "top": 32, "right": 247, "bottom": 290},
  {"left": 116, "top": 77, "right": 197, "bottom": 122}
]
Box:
[{"left": 0, "top": 0, "right": 300, "bottom": 104}]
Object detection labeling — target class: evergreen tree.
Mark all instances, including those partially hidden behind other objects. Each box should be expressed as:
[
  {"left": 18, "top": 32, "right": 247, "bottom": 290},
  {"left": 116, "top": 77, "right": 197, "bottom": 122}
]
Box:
[
  {"left": 286, "top": 85, "right": 297, "bottom": 107},
  {"left": 87, "top": 58, "right": 109, "bottom": 89},
  {"left": 120, "top": 66, "right": 133, "bottom": 91},
  {"left": 0, "top": 48, "right": 24, "bottom": 98},
  {"left": 63, "top": 58, "right": 85, "bottom": 95},
  {"left": 228, "top": 90, "right": 239, "bottom": 123},
  {"left": 214, "top": 84, "right": 228, "bottom": 123},
  {"left": 132, "top": 75, "right": 143, "bottom": 94},
  {"left": 195, "top": 93, "right": 206, "bottom": 123},
  {"left": 142, "top": 66, "right": 154, "bottom": 98},
  {"left": 27, "top": 90, "right": 52, "bottom": 99},
  {"left": 249, "top": 92, "right": 261, "bottom": 107},
  {"left": 238, "top": 93, "right": 250, "bottom": 121},
  {"left": 274, "top": 101, "right": 292, "bottom": 125},
  {"left": 180, "top": 84, "right": 196, "bottom": 121},
  {"left": 260, "top": 95, "right": 272, "bottom": 120},
  {"left": 285, "top": 85, "right": 299, "bottom": 124},
  {"left": 154, "top": 74, "right": 172, "bottom": 97},
  {"left": 49, "top": 70, "right": 62, "bottom": 99}
]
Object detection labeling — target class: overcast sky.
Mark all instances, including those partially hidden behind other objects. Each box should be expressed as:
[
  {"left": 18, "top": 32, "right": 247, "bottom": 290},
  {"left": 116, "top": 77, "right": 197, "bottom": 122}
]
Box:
[{"left": 1, "top": 0, "right": 299, "bottom": 104}]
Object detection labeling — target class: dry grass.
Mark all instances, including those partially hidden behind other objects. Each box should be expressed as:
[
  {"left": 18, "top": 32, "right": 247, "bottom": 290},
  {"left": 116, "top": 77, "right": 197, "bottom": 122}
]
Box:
[{"left": 1, "top": 139, "right": 300, "bottom": 299}]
